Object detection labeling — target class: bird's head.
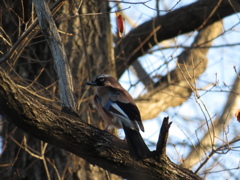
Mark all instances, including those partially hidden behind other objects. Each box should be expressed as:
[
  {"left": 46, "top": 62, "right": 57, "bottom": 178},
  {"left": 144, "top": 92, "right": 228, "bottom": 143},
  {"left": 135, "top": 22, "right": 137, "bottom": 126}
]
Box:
[{"left": 86, "top": 74, "right": 119, "bottom": 87}]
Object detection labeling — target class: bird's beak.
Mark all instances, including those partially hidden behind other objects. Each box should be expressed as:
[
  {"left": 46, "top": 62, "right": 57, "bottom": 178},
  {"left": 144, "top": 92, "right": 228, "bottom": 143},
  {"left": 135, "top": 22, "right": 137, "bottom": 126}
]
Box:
[{"left": 86, "top": 81, "right": 97, "bottom": 86}]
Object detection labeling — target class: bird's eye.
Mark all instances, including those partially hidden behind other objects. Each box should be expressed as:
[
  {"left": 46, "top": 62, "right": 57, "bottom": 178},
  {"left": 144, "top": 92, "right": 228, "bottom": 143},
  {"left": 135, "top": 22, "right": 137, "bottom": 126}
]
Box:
[{"left": 99, "top": 78, "right": 104, "bottom": 82}]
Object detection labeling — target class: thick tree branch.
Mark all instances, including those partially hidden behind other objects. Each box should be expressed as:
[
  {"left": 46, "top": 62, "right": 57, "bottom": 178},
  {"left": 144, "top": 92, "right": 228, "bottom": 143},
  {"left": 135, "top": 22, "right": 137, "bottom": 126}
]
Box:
[
  {"left": 33, "top": 0, "right": 76, "bottom": 112},
  {"left": 136, "top": 21, "right": 223, "bottom": 120},
  {"left": 115, "top": 0, "right": 240, "bottom": 77},
  {"left": 0, "top": 68, "right": 202, "bottom": 180},
  {"left": 131, "top": 60, "right": 154, "bottom": 90}
]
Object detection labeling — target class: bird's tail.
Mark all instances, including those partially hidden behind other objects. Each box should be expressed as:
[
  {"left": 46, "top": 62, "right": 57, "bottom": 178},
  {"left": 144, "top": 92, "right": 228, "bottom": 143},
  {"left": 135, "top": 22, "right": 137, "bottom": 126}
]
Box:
[{"left": 122, "top": 124, "right": 150, "bottom": 160}]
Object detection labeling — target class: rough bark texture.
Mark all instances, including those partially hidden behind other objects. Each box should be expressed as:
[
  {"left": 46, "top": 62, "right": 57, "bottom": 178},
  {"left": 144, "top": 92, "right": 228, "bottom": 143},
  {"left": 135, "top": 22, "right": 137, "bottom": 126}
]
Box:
[
  {"left": 0, "top": 1, "right": 68, "bottom": 179},
  {"left": 33, "top": 0, "right": 76, "bottom": 112},
  {"left": 0, "top": 67, "right": 202, "bottom": 180},
  {"left": 0, "top": 1, "right": 118, "bottom": 179},
  {"left": 57, "top": 1, "right": 118, "bottom": 178}
]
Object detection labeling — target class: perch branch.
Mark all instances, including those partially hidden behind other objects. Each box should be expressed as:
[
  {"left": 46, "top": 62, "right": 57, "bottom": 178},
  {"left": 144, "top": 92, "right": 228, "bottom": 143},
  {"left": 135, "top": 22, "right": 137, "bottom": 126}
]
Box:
[{"left": 0, "top": 67, "right": 202, "bottom": 180}]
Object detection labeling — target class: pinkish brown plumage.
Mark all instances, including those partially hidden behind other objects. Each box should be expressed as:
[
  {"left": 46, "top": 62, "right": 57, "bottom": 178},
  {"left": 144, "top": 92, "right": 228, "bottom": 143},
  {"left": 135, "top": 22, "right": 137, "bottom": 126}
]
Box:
[{"left": 86, "top": 74, "right": 150, "bottom": 159}]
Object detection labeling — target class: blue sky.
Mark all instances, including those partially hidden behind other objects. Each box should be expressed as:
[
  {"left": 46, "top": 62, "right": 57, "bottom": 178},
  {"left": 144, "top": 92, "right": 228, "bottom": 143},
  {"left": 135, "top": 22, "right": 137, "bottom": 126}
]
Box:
[{"left": 110, "top": 1, "right": 240, "bottom": 179}]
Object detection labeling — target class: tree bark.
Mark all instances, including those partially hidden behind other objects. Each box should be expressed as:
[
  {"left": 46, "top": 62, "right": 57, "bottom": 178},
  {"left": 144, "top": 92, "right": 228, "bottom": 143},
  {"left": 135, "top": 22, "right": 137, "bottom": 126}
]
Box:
[
  {"left": 0, "top": 0, "right": 117, "bottom": 179},
  {"left": 33, "top": 0, "right": 76, "bottom": 112},
  {"left": 0, "top": 67, "right": 202, "bottom": 180}
]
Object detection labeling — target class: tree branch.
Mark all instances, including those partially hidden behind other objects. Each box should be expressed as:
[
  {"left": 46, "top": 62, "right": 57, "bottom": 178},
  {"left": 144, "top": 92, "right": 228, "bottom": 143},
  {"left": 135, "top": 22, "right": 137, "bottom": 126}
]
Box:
[
  {"left": 0, "top": 67, "right": 202, "bottom": 179},
  {"left": 131, "top": 60, "right": 154, "bottom": 90},
  {"left": 136, "top": 21, "right": 223, "bottom": 120},
  {"left": 33, "top": 0, "right": 76, "bottom": 112},
  {"left": 183, "top": 72, "right": 240, "bottom": 169},
  {"left": 0, "top": 0, "right": 65, "bottom": 65},
  {"left": 156, "top": 117, "right": 172, "bottom": 158},
  {"left": 115, "top": 0, "right": 240, "bottom": 77}
]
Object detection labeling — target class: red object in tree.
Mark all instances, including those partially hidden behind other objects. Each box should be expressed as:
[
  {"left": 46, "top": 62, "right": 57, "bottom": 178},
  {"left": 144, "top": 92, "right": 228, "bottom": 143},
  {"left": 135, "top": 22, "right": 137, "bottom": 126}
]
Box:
[
  {"left": 115, "top": 12, "right": 124, "bottom": 38},
  {"left": 235, "top": 109, "right": 240, "bottom": 122}
]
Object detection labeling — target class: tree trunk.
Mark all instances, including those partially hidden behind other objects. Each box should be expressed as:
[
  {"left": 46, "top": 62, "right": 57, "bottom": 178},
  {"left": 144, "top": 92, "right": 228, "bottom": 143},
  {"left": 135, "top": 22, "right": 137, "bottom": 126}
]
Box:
[{"left": 0, "top": 0, "right": 118, "bottom": 179}]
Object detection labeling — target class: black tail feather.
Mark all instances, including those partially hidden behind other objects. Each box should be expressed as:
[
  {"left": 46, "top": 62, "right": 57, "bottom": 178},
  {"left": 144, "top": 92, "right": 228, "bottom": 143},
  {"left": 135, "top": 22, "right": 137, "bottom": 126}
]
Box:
[{"left": 122, "top": 124, "right": 150, "bottom": 160}]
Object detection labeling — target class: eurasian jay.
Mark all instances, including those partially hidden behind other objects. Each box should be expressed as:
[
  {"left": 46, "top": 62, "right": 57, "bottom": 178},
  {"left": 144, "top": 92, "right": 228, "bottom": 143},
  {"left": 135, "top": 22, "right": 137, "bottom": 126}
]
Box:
[{"left": 86, "top": 74, "right": 150, "bottom": 159}]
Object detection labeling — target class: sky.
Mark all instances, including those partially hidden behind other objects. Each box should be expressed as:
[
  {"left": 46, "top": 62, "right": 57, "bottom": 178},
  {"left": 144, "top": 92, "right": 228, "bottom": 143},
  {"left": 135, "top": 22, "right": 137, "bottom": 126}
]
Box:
[{"left": 110, "top": 1, "right": 240, "bottom": 179}]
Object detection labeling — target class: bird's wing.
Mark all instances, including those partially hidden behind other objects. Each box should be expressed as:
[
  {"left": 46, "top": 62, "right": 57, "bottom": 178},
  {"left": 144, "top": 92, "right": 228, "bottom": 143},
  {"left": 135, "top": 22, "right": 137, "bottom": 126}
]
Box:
[
  {"left": 93, "top": 95, "right": 114, "bottom": 128},
  {"left": 104, "top": 90, "right": 144, "bottom": 132}
]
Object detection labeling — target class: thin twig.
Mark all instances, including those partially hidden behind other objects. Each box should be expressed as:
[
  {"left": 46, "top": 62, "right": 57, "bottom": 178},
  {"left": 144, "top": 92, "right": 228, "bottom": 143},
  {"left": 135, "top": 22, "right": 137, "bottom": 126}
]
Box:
[
  {"left": 41, "top": 141, "right": 51, "bottom": 180},
  {"left": 0, "top": 0, "right": 65, "bottom": 64},
  {"left": 195, "top": 135, "right": 240, "bottom": 173}
]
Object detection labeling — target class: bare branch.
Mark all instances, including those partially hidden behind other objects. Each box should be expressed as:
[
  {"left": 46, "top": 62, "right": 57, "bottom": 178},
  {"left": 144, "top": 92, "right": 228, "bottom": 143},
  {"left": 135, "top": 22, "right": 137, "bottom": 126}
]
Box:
[
  {"left": 182, "top": 73, "right": 240, "bottom": 169},
  {"left": 115, "top": 3, "right": 154, "bottom": 89},
  {"left": 0, "top": 67, "right": 202, "bottom": 180},
  {"left": 115, "top": 0, "right": 240, "bottom": 77},
  {"left": 0, "top": 0, "right": 65, "bottom": 65},
  {"left": 136, "top": 21, "right": 223, "bottom": 120},
  {"left": 33, "top": 0, "right": 76, "bottom": 112},
  {"left": 195, "top": 135, "right": 240, "bottom": 173},
  {"left": 155, "top": 117, "right": 172, "bottom": 157}
]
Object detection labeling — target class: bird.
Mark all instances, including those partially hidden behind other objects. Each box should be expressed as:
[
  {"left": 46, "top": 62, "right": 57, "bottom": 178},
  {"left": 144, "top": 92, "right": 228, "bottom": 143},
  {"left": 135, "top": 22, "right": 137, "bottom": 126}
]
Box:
[{"left": 86, "top": 74, "right": 150, "bottom": 160}]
